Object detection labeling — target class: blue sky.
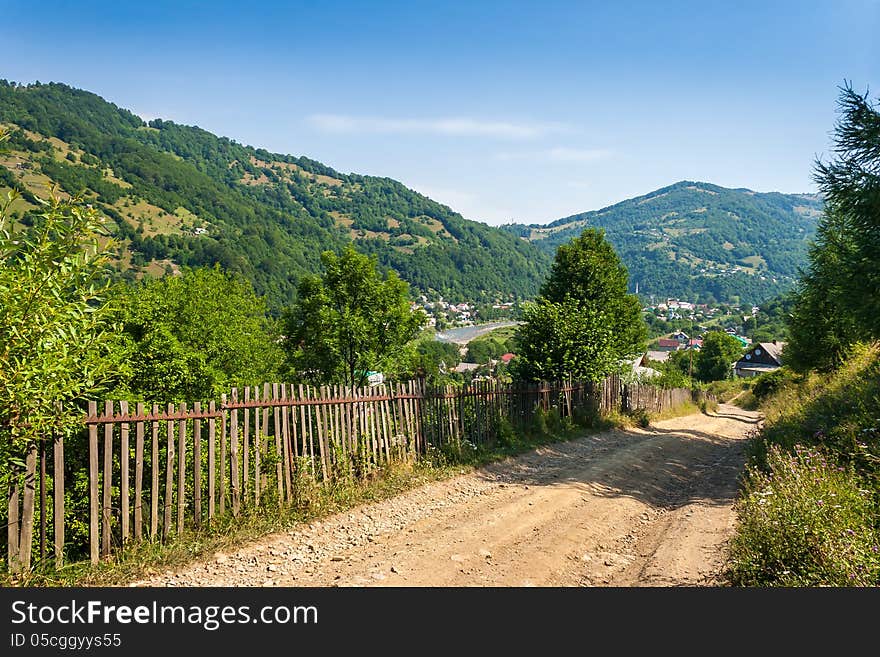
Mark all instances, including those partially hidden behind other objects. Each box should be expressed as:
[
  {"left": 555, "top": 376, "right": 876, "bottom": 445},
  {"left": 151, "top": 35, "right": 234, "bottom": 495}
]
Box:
[{"left": 4, "top": 1, "right": 878, "bottom": 224}]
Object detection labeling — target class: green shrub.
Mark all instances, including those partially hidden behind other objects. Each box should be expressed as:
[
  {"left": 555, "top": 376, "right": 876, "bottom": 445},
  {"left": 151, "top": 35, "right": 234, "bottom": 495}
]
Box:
[
  {"left": 532, "top": 407, "right": 550, "bottom": 435},
  {"left": 629, "top": 407, "right": 651, "bottom": 428},
  {"left": 496, "top": 417, "right": 520, "bottom": 449},
  {"left": 751, "top": 368, "right": 793, "bottom": 401},
  {"left": 729, "top": 445, "right": 880, "bottom": 586}
]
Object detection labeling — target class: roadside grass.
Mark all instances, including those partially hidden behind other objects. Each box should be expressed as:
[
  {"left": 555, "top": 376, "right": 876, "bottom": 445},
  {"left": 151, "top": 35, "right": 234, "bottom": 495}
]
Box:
[
  {"left": 703, "top": 378, "right": 753, "bottom": 403},
  {"left": 611, "top": 400, "right": 702, "bottom": 429},
  {"left": 728, "top": 445, "right": 880, "bottom": 586},
  {"left": 2, "top": 404, "right": 641, "bottom": 587},
  {"left": 726, "top": 342, "right": 880, "bottom": 586}
]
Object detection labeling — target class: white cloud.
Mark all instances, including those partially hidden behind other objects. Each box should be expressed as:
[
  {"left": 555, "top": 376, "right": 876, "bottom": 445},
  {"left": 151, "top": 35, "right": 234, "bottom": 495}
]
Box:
[
  {"left": 566, "top": 180, "right": 593, "bottom": 190},
  {"left": 546, "top": 147, "right": 610, "bottom": 162},
  {"left": 306, "top": 114, "right": 564, "bottom": 139},
  {"left": 495, "top": 147, "right": 612, "bottom": 162}
]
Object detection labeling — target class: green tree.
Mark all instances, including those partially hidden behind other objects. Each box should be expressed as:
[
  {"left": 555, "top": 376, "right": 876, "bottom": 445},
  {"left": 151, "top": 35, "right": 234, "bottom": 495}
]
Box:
[
  {"left": 667, "top": 348, "right": 695, "bottom": 378},
  {"left": 284, "top": 246, "right": 426, "bottom": 387},
  {"left": 786, "top": 210, "right": 861, "bottom": 372},
  {"left": 694, "top": 331, "right": 742, "bottom": 382},
  {"left": 414, "top": 339, "right": 461, "bottom": 381},
  {"left": 513, "top": 228, "right": 646, "bottom": 381},
  {"left": 513, "top": 298, "right": 618, "bottom": 381},
  {"left": 115, "top": 265, "right": 281, "bottom": 401},
  {"left": 786, "top": 84, "right": 880, "bottom": 371},
  {"left": 465, "top": 336, "right": 512, "bottom": 364},
  {"left": 0, "top": 185, "right": 120, "bottom": 518}
]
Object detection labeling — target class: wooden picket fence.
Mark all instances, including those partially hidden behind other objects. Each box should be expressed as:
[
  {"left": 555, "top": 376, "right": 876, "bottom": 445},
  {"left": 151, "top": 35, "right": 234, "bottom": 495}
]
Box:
[{"left": 4, "top": 376, "right": 698, "bottom": 572}]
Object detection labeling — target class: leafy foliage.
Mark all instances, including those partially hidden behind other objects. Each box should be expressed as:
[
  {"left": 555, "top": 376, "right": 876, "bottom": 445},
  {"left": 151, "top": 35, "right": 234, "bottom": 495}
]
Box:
[
  {"left": 513, "top": 229, "right": 646, "bottom": 381},
  {"left": 112, "top": 266, "right": 281, "bottom": 401},
  {"left": 414, "top": 339, "right": 461, "bottom": 380},
  {"left": 283, "top": 247, "right": 426, "bottom": 387},
  {"left": 694, "top": 331, "right": 743, "bottom": 382},
  {"left": 465, "top": 332, "right": 515, "bottom": 364},
  {"left": 0, "top": 182, "right": 120, "bottom": 486}
]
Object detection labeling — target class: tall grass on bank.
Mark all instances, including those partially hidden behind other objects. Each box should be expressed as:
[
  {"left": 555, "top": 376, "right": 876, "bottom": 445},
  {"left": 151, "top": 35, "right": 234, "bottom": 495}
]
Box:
[
  {"left": 729, "top": 445, "right": 880, "bottom": 586},
  {"left": 728, "top": 343, "right": 880, "bottom": 586}
]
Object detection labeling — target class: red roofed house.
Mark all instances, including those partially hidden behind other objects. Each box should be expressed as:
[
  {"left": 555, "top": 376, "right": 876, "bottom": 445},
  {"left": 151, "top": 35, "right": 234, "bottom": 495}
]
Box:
[
  {"left": 656, "top": 338, "right": 680, "bottom": 351},
  {"left": 500, "top": 353, "right": 516, "bottom": 364}
]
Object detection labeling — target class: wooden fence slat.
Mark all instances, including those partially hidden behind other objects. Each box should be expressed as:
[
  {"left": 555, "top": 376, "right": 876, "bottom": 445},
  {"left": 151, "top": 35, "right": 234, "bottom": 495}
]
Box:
[
  {"left": 150, "top": 403, "right": 159, "bottom": 540},
  {"left": 315, "top": 386, "right": 330, "bottom": 482},
  {"left": 230, "top": 389, "right": 240, "bottom": 517},
  {"left": 272, "top": 384, "right": 283, "bottom": 501},
  {"left": 381, "top": 384, "right": 392, "bottom": 462},
  {"left": 134, "top": 403, "right": 144, "bottom": 541},
  {"left": 289, "top": 384, "right": 300, "bottom": 465},
  {"left": 7, "top": 473, "right": 20, "bottom": 571},
  {"left": 332, "top": 385, "right": 341, "bottom": 469},
  {"left": 54, "top": 431, "right": 64, "bottom": 567},
  {"left": 281, "top": 385, "right": 292, "bottom": 502},
  {"left": 163, "top": 403, "right": 174, "bottom": 540},
  {"left": 120, "top": 400, "right": 130, "bottom": 545},
  {"left": 193, "top": 402, "right": 202, "bottom": 530},
  {"left": 262, "top": 383, "right": 270, "bottom": 492},
  {"left": 18, "top": 444, "right": 37, "bottom": 572},
  {"left": 208, "top": 401, "right": 216, "bottom": 522},
  {"left": 254, "top": 387, "right": 261, "bottom": 505},
  {"left": 304, "top": 385, "right": 317, "bottom": 477},
  {"left": 88, "top": 400, "right": 99, "bottom": 562},
  {"left": 368, "top": 388, "right": 379, "bottom": 468},
  {"left": 243, "top": 387, "right": 250, "bottom": 504},
  {"left": 39, "top": 439, "right": 46, "bottom": 563},
  {"left": 102, "top": 400, "right": 113, "bottom": 558},
  {"left": 220, "top": 394, "right": 227, "bottom": 515},
  {"left": 177, "top": 402, "right": 187, "bottom": 534}
]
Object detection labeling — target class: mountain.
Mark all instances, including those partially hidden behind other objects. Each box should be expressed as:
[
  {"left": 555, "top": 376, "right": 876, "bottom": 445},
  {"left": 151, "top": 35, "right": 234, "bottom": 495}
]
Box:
[
  {"left": 0, "top": 81, "right": 551, "bottom": 311},
  {"left": 503, "top": 181, "right": 823, "bottom": 304}
]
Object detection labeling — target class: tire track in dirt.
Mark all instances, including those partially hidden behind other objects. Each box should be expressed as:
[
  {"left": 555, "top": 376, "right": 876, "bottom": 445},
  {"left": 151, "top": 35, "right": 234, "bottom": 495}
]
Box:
[{"left": 132, "top": 404, "right": 761, "bottom": 587}]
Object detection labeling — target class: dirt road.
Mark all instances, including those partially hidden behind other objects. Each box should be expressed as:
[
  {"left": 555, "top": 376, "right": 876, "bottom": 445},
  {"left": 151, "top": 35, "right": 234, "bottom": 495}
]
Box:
[{"left": 133, "top": 404, "right": 761, "bottom": 587}]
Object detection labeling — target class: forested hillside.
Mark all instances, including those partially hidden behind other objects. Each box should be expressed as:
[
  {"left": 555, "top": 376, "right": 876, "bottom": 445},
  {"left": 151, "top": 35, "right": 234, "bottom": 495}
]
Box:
[
  {"left": 504, "top": 181, "right": 822, "bottom": 304},
  {"left": 0, "top": 81, "right": 551, "bottom": 310}
]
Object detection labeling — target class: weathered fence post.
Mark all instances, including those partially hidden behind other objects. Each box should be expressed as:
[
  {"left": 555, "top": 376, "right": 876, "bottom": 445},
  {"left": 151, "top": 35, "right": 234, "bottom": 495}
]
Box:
[
  {"left": 120, "top": 400, "right": 130, "bottom": 546},
  {"left": 18, "top": 443, "right": 37, "bottom": 572},
  {"left": 54, "top": 429, "right": 65, "bottom": 568},
  {"left": 101, "top": 401, "right": 113, "bottom": 558}
]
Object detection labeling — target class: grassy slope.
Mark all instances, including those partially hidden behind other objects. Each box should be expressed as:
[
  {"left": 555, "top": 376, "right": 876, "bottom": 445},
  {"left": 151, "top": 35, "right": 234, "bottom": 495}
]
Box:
[
  {"left": 727, "top": 344, "right": 880, "bottom": 586},
  {"left": 0, "top": 81, "right": 551, "bottom": 309}
]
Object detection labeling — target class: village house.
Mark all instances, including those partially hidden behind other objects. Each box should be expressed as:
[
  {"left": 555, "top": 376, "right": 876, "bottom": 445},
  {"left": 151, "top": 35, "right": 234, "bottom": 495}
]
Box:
[
  {"left": 656, "top": 338, "right": 680, "bottom": 351},
  {"left": 734, "top": 341, "right": 785, "bottom": 378}
]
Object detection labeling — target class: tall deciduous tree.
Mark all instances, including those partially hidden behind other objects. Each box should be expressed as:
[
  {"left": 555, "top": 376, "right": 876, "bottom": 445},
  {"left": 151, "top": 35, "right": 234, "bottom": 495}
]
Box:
[
  {"left": 284, "top": 246, "right": 425, "bottom": 387},
  {"left": 694, "top": 331, "right": 742, "bottom": 382},
  {"left": 513, "top": 228, "right": 646, "bottom": 381}
]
